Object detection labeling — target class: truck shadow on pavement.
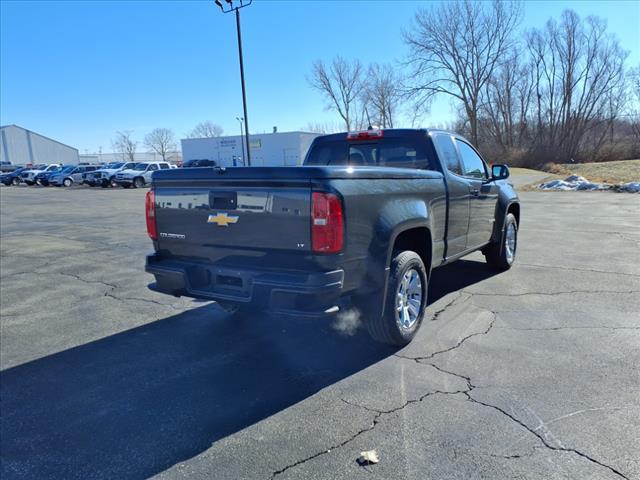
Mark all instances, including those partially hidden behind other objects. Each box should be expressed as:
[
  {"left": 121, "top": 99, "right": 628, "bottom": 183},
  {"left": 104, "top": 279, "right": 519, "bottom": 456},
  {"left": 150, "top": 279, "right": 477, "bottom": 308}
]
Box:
[{"left": 0, "top": 260, "right": 498, "bottom": 480}]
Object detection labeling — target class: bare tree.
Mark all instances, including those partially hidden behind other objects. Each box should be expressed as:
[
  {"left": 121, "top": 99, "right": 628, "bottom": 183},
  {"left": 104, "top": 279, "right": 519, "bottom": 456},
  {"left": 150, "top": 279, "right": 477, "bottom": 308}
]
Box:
[
  {"left": 404, "top": 0, "right": 522, "bottom": 144},
  {"left": 526, "top": 10, "right": 628, "bottom": 161},
  {"left": 628, "top": 65, "right": 640, "bottom": 141},
  {"left": 187, "top": 121, "right": 223, "bottom": 138},
  {"left": 480, "top": 50, "right": 534, "bottom": 151},
  {"left": 308, "top": 56, "right": 365, "bottom": 131},
  {"left": 112, "top": 130, "right": 137, "bottom": 162},
  {"left": 144, "top": 128, "right": 177, "bottom": 161},
  {"left": 362, "top": 63, "right": 403, "bottom": 128},
  {"left": 302, "top": 121, "right": 341, "bottom": 134}
]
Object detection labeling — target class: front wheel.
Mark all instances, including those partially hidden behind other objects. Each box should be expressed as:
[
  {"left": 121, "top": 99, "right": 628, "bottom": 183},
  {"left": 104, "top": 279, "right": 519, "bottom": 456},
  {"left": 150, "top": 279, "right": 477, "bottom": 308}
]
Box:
[
  {"left": 133, "top": 177, "right": 145, "bottom": 189},
  {"left": 484, "top": 213, "right": 518, "bottom": 270},
  {"left": 366, "top": 250, "right": 428, "bottom": 346},
  {"left": 11, "top": 178, "right": 20, "bottom": 186},
  {"left": 63, "top": 178, "right": 73, "bottom": 187}
]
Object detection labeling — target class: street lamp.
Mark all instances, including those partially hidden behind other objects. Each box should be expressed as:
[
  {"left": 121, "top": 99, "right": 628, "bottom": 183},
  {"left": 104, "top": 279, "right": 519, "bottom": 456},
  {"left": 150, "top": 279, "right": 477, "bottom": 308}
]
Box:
[
  {"left": 236, "top": 116, "right": 246, "bottom": 166},
  {"left": 214, "top": 0, "right": 252, "bottom": 166}
]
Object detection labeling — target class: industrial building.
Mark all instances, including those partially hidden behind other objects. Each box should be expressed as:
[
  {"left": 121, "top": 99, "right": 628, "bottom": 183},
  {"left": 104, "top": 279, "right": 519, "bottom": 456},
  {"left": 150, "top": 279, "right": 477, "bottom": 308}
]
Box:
[
  {"left": 0, "top": 124, "right": 79, "bottom": 166},
  {"left": 181, "top": 131, "right": 320, "bottom": 167}
]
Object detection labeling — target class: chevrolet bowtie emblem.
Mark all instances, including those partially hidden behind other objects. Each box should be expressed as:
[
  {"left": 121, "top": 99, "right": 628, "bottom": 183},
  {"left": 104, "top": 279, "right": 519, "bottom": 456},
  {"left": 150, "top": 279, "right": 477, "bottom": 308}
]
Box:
[{"left": 207, "top": 212, "right": 239, "bottom": 227}]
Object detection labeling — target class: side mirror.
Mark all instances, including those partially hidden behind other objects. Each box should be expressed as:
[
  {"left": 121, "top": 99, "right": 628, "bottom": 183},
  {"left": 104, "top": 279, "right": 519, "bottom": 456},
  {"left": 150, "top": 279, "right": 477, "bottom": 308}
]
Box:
[{"left": 490, "top": 164, "right": 510, "bottom": 181}]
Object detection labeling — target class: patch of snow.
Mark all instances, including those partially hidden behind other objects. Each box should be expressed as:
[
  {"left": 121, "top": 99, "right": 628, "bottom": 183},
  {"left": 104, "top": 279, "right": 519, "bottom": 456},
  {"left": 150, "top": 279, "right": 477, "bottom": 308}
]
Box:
[{"left": 538, "top": 175, "right": 639, "bottom": 193}]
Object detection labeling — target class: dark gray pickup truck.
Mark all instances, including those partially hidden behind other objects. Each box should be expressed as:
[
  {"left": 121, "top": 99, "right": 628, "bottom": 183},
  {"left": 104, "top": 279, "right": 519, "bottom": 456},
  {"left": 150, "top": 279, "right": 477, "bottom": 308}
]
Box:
[{"left": 145, "top": 129, "right": 520, "bottom": 345}]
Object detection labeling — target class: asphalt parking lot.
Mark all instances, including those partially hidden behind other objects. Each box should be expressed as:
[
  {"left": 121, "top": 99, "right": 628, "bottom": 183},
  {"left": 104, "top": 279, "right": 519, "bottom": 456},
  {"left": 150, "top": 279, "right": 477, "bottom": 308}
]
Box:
[{"left": 1, "top": 185, "right": 639, "bottom": 480}]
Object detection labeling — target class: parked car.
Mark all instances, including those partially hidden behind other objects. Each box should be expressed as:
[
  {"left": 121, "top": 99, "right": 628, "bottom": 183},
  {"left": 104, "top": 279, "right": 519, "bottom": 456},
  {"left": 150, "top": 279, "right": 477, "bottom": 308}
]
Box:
[
  {"left": 145, "top": 128, "right": 520, "bottom": 346},
  {"left": 1, "top": 167, "right": 29, "bottom": 185},
  {"left": 49, "top": 165, "right": 99, "bottom": 187},
  {"left": 84, "top": 162, "right": 137, "bottom": 187},
  {"left": 35, "top": 165, "right": 64, "bottom": 186},
  {"left": 20, "top": 164, "right": 61, "bottom": 185},
  {"left": 1, "top": 161, "right": 18, "bottom": 173},
  {"left": 114, "top": 161, "right": 172, "bottom": 188},
  {"left": 182, "top": 159, "right": 217, "bottom": 168}
]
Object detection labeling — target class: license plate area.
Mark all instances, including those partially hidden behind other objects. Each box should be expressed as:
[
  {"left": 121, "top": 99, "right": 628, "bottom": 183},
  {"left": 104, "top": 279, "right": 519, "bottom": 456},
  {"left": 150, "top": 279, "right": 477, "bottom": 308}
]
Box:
[
  {"left": 187, "top": 266, "right": 252, "bottom": 300},
  {"left": 216, "top": 274, "right": 243, "bottom": 289}
]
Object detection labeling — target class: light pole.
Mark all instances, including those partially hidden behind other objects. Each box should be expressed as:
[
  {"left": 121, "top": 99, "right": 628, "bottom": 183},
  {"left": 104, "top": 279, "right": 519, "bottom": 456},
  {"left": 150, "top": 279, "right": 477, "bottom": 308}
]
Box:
[
  {"left": 215, "top": 0, "right": 252, "bottom": 166},
  {"left": 236, "top": 116, "right": 246, "bottom": 165}
]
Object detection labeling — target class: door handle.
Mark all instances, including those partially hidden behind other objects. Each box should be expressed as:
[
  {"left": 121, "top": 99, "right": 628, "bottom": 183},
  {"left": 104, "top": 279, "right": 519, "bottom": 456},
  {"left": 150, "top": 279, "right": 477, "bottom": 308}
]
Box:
[{"left": 470, "top": 188, "right": 479, "bottom": 196}]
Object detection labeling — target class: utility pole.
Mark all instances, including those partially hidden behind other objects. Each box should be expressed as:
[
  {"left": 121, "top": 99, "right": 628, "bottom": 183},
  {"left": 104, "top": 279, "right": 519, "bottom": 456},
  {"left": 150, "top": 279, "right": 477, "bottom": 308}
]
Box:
[
  {"left": 214, "top": 0, "right": 252, "bottom": 165},
  {"left": 236, "top": 116, "right": 246, "bottom": 165}
]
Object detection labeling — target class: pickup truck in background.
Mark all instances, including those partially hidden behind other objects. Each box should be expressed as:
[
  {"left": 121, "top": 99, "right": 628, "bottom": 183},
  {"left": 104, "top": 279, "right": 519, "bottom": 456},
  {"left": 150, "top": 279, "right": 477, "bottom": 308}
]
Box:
[
  {"left": 114, "top": 161, "right": 174, "bottom": 188},
  {"left": 145, "top": 129, "right": 520, "bottom": 345},
  {"left": 1, "top": 161, "right": 18, "bottom": 173}
]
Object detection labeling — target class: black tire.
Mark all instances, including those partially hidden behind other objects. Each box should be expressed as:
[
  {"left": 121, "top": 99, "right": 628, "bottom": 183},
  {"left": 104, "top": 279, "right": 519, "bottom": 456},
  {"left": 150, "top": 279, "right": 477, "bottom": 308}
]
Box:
[
  {"left": 63, "top": 178, "right": 72, "bottom": 187},
  {"left": 109, "top": 177, "right": 117, "bottom": 188},
  {"left": 366, "top": 250, "right": 428, "bottom": 346},
  {"left": 484, "top": 213, "right": 518, "bottom": 270},
  {"left": 133, "top": 177, "right": 145, "bottom": 189}
]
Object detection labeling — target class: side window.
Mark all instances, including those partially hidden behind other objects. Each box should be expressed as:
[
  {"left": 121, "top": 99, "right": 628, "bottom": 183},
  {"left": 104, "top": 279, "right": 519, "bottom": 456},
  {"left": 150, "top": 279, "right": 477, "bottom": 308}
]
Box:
[
  {"left": 432, "top": 134, "right": 462, "bottom": 175},
  {"left": 456, "top": 140, "right": 487, "bottom": 179},
  {"left": 159, "top": 163, "right": 170, "bottom": 169},
  {"left": 148, "top": 164, "right": 159, "bottom": 171}
]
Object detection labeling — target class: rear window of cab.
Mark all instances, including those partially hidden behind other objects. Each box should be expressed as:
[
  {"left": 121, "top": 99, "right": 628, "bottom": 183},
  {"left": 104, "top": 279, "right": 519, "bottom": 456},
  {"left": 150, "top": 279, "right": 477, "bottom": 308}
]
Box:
[{"left": 305, "top": 137, "right": 438, "bottom": 171}]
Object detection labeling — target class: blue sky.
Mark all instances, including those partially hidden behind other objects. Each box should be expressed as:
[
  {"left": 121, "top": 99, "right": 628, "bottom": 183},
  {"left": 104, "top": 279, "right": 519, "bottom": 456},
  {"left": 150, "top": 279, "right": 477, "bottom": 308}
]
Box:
[{"left": 1, "top": 0, "right": 638, "bottom": 153}]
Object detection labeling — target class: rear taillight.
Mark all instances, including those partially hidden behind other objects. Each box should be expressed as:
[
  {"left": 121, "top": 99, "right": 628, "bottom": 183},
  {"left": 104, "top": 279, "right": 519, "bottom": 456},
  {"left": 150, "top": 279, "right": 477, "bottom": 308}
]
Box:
[
  {"left": 145, "top": 190, "right": 157, "bottom": 240},
  {"left": 312, "top": 192, "right": 344, "bottom": 254}
]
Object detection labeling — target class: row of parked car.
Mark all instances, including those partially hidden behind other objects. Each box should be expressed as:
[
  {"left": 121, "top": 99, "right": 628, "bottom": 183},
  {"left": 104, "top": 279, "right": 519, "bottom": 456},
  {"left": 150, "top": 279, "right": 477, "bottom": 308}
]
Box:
[{"left": 0, "top": 161, "right": 181, "bottom": 188}]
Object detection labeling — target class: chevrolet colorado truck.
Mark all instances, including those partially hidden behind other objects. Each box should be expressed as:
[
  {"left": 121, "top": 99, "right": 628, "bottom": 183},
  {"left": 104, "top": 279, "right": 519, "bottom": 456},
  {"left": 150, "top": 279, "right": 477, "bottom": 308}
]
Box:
[{"left": 145, "top": 129, "right": 520, "bottom": 345}]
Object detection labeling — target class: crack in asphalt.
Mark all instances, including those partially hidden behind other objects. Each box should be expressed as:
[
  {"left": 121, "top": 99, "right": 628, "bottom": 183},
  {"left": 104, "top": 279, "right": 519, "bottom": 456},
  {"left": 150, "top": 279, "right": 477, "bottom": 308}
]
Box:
[
  {"left": 496, "top": 326, "right": 640, "bottom": 331},
  {"left": 426, "top": 291, "right": 467, "bottom": 322},
  {"left": 427, "top": 361, "right": 629, "bottom": 477},
  {"left": 464, "top": 393, "right": 629, "bottom": 479},
  {"left": 2, "top": 269, "right": 184, "bottom": 312},
  {"left": 465, "top": 289, "right": 638, "bottom": 297},
  {"left": 103, "top": 292, "right": 186, "bottom": 311},
  {"left": 3, "top": 232, "right": 141, "bottom": 251},
  {"left": 366, "top": 291, "right": 629, "bottom": 479},
  {"left": 269, "top": 390, "right": 466, "bottom": 480},
  {"left": 0, "top": 270, "right": 118, "bottom": 289},
  {"left": 394, "top": 312, "right": 496, "bottom": 363},
  {"left": 519, "top": 263, "right": 640, "bottom": 278}
]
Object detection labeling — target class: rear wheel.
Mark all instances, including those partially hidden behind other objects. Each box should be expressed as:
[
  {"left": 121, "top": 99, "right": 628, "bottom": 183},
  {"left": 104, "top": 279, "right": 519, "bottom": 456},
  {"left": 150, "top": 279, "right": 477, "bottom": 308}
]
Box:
[
  {"left": 133, "top": 177, "right": 145, "bottom": 188},
  {"left": 366, "top": 250, "right": 428, "bottom": 346},
  {"left": 63, "top": 178, "right": 73, "bottom": 187},
  {"left": 484, "top": 213, "right": 518, "bottom": 270}
]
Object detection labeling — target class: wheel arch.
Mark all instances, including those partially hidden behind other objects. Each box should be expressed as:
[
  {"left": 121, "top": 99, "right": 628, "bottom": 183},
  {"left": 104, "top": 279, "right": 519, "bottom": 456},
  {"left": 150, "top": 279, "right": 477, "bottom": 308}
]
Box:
[{"left": 389, "top": 226, "right": 433, "bottom": 277}]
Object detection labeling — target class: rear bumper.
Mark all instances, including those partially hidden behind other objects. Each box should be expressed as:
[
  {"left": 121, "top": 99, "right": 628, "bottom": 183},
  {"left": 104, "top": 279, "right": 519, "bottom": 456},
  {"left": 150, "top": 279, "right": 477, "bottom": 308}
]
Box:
[{"left": 145, "top": 254, "right": 344, "bottom": 318}]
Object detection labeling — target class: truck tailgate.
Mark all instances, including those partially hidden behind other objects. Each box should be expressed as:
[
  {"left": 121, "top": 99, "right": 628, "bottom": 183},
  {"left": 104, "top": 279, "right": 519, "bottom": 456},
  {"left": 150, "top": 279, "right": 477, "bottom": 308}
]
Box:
[{"left": 154, "top": 182, "right": 312, "bottom": 253}]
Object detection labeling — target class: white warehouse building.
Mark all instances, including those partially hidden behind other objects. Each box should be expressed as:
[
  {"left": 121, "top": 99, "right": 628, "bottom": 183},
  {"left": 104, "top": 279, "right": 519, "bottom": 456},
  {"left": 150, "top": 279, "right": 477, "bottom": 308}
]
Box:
[
  {"left": 0, "top": 124, "right": 79, "bottom": 166},
  {"left": 181, "top": 131, "right": 320, "bottom": 167}
]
